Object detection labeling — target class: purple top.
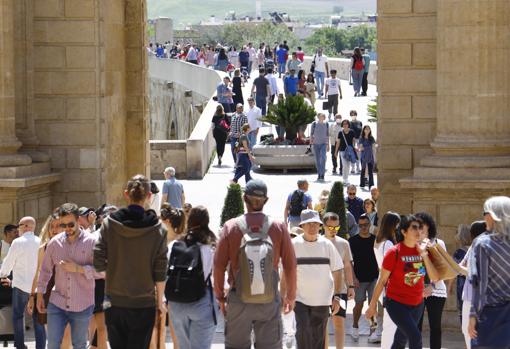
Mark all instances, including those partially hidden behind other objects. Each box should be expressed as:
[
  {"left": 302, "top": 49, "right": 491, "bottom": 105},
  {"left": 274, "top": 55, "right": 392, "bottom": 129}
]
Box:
[{"left": 37, "top": 230, "right": 102, "bottom": 312}]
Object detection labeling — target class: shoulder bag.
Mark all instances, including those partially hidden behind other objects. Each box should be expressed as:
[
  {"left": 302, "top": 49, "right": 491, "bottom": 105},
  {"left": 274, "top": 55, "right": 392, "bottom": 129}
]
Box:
[{"left": 341, "top": 131, "right": 357, "bottom": 163}]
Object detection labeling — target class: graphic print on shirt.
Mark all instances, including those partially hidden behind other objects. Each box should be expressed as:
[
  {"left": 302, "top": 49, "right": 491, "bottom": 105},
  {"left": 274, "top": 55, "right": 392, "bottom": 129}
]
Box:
[{"left": 401, "top": 255, "right": 425, "bottom": 287}]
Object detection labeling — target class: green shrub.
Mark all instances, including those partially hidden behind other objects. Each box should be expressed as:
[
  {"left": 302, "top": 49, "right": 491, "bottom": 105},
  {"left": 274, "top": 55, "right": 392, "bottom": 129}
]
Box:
[
  {"left": 325, "top": 181, "right": 348, "bottom": 238},
  {"left": 220, "top": 183, "right": 245, "bottom": 227}
]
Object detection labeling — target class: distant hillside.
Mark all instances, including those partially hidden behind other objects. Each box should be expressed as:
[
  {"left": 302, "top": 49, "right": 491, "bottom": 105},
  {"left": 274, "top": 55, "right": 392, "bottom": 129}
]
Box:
[{"left": 148, "top": 0, "right": 376, "bottom": 27}]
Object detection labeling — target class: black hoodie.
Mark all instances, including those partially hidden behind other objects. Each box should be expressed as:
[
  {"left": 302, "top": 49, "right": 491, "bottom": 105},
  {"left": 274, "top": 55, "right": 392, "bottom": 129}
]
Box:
[{"left": 94, "top": 205, "right": 168, "bottom": 308}]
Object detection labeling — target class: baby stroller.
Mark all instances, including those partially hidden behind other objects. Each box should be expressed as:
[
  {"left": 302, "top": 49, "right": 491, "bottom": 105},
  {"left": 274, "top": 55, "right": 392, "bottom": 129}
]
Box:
[
  {"left": 265, "top": 58, "right": 275, "bottom": 72},
  {"left": 240, "top": 64, "right": 250, "bottom": 82}
]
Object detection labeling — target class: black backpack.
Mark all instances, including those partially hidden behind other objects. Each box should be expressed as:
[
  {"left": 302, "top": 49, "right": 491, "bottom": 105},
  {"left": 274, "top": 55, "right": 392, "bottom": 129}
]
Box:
[
  {"left": 289, "top": 190, "right": 306, "bottom": 217},
  {"left": 165, "top": 240, "right": 207, "bottom": 303}
]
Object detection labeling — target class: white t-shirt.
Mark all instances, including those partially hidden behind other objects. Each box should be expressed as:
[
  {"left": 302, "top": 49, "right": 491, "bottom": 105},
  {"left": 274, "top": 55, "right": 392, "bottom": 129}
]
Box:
[
  {"left": 374, "top": 239, "right": 394, "bottom": 268},
  {"left": 293, "top": 235, "right": 343, "bottom": 306},
  {"left": 167, "top": 241, "right": 214, "bottom": 281},
  {"left": 246, "top": 105, "right": 263, "bottom": 131},
  {"left": 314, "top": 55, "right": 328, "bottom": 73},
  {"left": 326, "top": 78, "right": 341, "bottom": 96},
  {"left": 330, "top": 236, "right": 352, "bottom": 293},
  {"left": 248, "top": 47, "right": 257, "bottom": 61},
  {"left": 0, "top": 240, "right": 10, "bottom": 266}
]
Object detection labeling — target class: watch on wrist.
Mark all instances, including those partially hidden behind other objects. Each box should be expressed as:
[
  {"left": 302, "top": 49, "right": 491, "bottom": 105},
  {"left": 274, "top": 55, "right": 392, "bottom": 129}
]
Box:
[{"left": 348, "top": 285, "right": 355, "bottom": 289}]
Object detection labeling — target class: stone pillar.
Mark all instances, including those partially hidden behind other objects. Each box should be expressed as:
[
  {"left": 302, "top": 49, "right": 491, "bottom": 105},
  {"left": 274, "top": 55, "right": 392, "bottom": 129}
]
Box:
[
  {"left": 432, "top": 0, "right": 510, "bottom": 157},
  {"left": 0, "top": 0, "right": 31, "bottom": 166}
]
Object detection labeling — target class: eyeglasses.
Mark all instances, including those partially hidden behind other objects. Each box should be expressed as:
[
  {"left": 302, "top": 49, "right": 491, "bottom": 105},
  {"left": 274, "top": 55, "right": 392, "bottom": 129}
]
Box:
[
  {"left": 348, "top": 193, "right": 356, "bottom": 196},
  {"left": 483, "top": 211, "right": 490, "bottom": 216},
  {"left": 410, "top": 224, "right": 421, "bottom": 230},
  {"left": 59, "top": 222, "right": 76, "bottom": 229},
  {"left": 325, "top": 226, "right": 340, "bottom": 232},
  {"left": 359, "top": 223, "right": 370, "bottom": 228}
]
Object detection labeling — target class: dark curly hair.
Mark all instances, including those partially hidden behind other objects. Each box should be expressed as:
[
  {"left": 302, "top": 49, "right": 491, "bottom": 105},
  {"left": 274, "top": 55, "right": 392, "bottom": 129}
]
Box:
[{"left": 414, "top": 212, "right": 438, "bottom": 239}]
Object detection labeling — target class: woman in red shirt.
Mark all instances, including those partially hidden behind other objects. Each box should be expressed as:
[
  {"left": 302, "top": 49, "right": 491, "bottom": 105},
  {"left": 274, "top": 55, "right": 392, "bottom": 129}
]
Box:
[{"left": 365, "top": 214, "right": 440, "bottom": 349}]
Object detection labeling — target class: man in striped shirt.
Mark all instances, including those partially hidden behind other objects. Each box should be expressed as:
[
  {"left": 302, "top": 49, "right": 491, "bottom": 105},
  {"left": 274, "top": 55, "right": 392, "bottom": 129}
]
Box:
[
  {"left": 229, "top": 103, "right": 248, "bottom": 162},
  {"left": 37, "top": 203, "right": 103, "bottom": 349}
]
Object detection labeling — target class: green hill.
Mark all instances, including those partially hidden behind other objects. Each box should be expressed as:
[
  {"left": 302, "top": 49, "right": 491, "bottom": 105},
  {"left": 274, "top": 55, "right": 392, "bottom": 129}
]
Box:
[{"left": 148, "top": 0, "right": 376, "bottom": 27}]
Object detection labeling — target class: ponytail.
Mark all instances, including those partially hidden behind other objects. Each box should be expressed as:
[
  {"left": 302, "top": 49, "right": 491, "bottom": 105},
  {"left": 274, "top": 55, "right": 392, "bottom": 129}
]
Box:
[{"left": 126, "top": 174, "right": 150, "bottom": 203}]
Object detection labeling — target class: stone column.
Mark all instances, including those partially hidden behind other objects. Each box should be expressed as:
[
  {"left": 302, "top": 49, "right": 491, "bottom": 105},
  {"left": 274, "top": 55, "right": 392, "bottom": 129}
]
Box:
[
  {"left": 0, "top": 0, "right": 31, "bottom": 166},
  {"left": 432, "top": 0, "right": 510, "bottom": 158}
]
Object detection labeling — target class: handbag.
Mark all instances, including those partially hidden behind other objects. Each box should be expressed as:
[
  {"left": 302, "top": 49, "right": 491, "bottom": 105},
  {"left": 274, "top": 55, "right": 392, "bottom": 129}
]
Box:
[
  {"left": 426, "top": 242, "right": 466, "bottom": 280},
  {"left": 341, "top": 131, "right": 357, "bottom": 163},
  {"left": 322, "top": 101, "right": 330, "bottom": 110}
]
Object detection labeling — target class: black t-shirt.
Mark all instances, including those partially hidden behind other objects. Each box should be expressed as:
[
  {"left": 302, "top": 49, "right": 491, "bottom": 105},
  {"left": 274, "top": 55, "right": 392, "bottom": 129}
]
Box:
[
  {"left": 348, "top": 234, "right": 379, "bottom": 282},
  {"left": 253, "top": 76, "right": 270, "bottom": 97},
  {"left": 351, "top": 120, "right": 363, "bottom": 139},
  {"left": 337, "top": 129, "right": 355, "bottom": 151}
]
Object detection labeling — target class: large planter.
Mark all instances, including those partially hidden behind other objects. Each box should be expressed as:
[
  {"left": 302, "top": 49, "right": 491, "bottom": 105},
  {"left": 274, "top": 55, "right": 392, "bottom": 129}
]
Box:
[{"left": 252, "top": 144, "right": 316, "bottom": 171}]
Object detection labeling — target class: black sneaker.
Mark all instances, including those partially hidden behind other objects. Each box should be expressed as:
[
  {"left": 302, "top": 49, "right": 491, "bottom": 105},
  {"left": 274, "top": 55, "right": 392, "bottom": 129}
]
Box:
[{"left": 332, "top": 169, "right": 337, "bottom": 174}]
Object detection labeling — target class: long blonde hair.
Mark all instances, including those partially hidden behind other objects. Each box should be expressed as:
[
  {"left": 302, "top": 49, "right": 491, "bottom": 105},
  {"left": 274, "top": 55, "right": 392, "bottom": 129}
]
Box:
[{"left": 39, "top": 212, "right": 60, "bottom": 245}]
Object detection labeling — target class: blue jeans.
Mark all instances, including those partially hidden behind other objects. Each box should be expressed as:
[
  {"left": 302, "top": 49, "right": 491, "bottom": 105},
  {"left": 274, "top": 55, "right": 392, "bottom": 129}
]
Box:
[
  {"left": 169, "top": 294, "right": 217, "bottom": 349},
  {"left": 385, "top": 297, "right": 424, "bottom": 349},
  {"left": 313, "top": 143, "right": 327, "bottom": 177},
  {"left": 248, "top": 130, "right": 257, "bottom": 150},
  {"left": 255, "top": 95, "right": 267, "bottom": 115},
  {"left": 12, "top": 287, "right": 29, "bottom": 349},
  {"left": 47, "top": 303, "right": 93, "bottom": 349},
  {"left": 352, "top": 69, "right": 364, "bottom": 94},
  {"left": 233, "top": 153, "right": 252, "bottom": 184},
  {"left": 278, "top": 61, "right": 286, "bottom": 76},
  {"left": 230, "top": 137, "right": 238, "bottom": 162},
  {"left": 33, "top": 311, "right": 47, "bottom": 349},
  {"left": 315, "top": 71, "right": 325, "bottom": 96}
]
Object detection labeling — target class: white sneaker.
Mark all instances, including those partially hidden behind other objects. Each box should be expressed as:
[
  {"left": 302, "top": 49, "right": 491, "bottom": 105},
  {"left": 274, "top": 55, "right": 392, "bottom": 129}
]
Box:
[
  {"left": 368, "top": 331, "right": 381, "bottom": 343},
  {"left": 351, "top": 327, "right": 359, "bottom": 342}
]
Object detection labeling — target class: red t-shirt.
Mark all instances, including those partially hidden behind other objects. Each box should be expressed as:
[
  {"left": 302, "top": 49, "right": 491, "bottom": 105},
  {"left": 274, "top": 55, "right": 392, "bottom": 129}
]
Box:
[
  {"left": 296, "top": 51, "right": 305, "bottom": 62},
  {"left": 382, "top": 243, "right": 426, "bottom": 306}
]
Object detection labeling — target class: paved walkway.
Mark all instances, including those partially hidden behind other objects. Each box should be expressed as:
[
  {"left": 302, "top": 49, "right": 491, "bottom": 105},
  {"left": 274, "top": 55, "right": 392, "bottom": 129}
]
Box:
[{"left": 21, "top": 76, "right": 466, "bottom": 348}]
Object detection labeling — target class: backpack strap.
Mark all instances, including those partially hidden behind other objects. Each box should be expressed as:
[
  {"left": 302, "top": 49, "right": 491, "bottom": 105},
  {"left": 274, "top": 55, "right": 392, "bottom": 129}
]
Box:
[{"left": 237, "top": 215, "right": 273, "bottom": 243}]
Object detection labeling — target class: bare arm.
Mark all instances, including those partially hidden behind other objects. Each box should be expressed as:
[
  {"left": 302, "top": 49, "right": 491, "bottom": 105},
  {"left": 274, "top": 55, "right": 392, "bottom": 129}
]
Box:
[
  {"left": 334, "top": 139, "right": 340, "bottom": 156},
  {"left": 333, "top": 269, "right": 343, "bottom": 294},
  {"left": 284, "top": 201, "right": 290, "bottom": 223},
  {"left": 366, "top": 268, "right": 391, "bottom": 318},
  {"left": 161, "top": 193, "right": 168, "bottom": 205}
]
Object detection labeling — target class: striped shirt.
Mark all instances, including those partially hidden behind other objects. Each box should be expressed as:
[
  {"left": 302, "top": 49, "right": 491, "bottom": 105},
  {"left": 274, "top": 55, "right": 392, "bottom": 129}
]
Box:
[
  {"left": 469, "top": 233, "right": 510, "bottom": 318},
  {"left": 229, "top": 112, "right": 248, "bottom": 139},
  {"left": 37, "top": 230, "right": 103, "bottom": 312}
]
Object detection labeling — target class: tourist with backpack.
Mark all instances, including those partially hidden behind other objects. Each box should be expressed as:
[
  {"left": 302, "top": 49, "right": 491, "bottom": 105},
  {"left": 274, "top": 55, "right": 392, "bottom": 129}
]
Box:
[
  {"left": 166, "top": 206, "right": 217, "bottom": 349},
  {"left": 293, "top": 209, "right": 344, "bottom": 349},
  {"left": 284, "top": 179, "right": 313, "bottom": 229},
  {"left": 351, "top": 48, "right": 365, "bottom": 97},
  {"left": 213, "top": 179, "right": 297, "bottom": 349},
  {"left": 93, "top": 175, "right": 168, "bottom": 349}
]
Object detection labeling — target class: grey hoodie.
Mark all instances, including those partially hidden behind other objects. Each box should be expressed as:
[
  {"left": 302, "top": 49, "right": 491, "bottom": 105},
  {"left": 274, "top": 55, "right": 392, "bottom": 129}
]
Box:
[{"left": 94, "top": 206, "right": 168, "bottom": 308}]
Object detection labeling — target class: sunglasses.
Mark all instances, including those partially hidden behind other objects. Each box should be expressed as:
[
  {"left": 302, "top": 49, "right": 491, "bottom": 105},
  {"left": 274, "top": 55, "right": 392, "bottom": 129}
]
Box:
[
  {"left": 325, "top": 226, "right": 340, "bottom": 232},
  {"left": 59, "top": 222, "right": 76, "bottom": 229},
  {"left": 410, "top": 224, "right": 421, "bottom": 230},
  {"left": 359, "top": 223, "right": 370, "bottom": 228},
  {"left": 483, "top": 211, "right": 490, "bottom": 216},
  {"left": 348, "top": 193, "right": 356, "bottom": 196}
]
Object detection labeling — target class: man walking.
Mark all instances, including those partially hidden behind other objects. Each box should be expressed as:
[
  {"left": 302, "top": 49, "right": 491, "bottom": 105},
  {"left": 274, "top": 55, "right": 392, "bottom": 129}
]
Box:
[
  {"left": 37, "top": 204, "right": 101, "bottom": 349},
  {"left": 1, "top": 224, "right": 18, "bottom": 264},
  {"left": 361, "top": 48, "right": 370, "bottom": 96},
  {"left": 229, "top": 104, "right": 248, "bottom": 162},
  {"left": 251, "top": 68, "right": 271, "bottom": 115},
  {"left": 325, "top": 70, "right": 342, "bottom": 120},
  {"left": 161, "top": 166, "right": 185, "bottom": 209},
  {"left": 246, "top": 97, "right": 262, "bottom": 149},
  {"left": 348, "top": 214, "right": 379, "bottom": 343},
  {"left": 346, "top": 185, "right": 365, "bottom": 223},
  {"left": 293, "top": 209, "right": 343, "bottom": 349},
  {"left": 1, "top": 217, "right": 40, "bottom": 349},
  {"left": 214, "top": 179, "right": 297, "bottom": 349},
  {"left": 313, "top": 48, "right": 329, "bottom": 99},
  {"left": 284, "top": 179, "right": 313, "bottom": 229}
]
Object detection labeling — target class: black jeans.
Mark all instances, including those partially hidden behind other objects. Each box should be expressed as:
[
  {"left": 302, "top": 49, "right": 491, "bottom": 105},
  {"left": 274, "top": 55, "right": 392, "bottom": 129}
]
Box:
[
  {"left": 294, "top": 301, "right": 330, "bottom": 349},
  {"left": 385, "top": 297, "right": 424, "bottom": 349},
  {"left": 331, "top": 148, "right": 342, "bottom": 173},
  {"left": 105, "top": 306, "right": 156, "bottom": 349},
  {"left": 360, "top": 162, "right": 374, "bottom": 188},
  {"left": 362, "top": 72, "right": 368, "bottom": 95},
  {"left": 418, "top": 296, "right": 446, "bottom": 349},
  {"left": 213, "top": 129, "right": 227, "bottom": 158},
  {"left": 327, "top": 94, "right": 339, "bottom": 115}
]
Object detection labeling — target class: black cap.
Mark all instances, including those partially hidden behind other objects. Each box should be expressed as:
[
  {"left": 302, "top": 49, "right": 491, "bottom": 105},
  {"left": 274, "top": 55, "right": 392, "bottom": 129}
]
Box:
[
  {"left": 244, "top": 179, "right": 267, "bottom": 198},
  {"left": 78, "top": 207, "right": 94, "bottom": 216},
  {"left": 3, "top": 224, "right": 18, "bottom": 233}
]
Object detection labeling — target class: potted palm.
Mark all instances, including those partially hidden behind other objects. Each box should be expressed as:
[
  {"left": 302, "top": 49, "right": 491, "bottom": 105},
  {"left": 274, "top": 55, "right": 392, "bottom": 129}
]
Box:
[
  {"left": 252, "top": 95, "right": 317, "bottom": 171},
  {"left": 261, "top": 95, "right": 316, "bottom": 141}
]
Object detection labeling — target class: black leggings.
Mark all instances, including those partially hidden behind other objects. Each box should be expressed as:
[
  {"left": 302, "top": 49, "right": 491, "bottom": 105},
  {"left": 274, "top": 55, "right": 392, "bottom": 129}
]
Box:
[
  {"left": 213, "top": 130, "right": 227, "bottom": 158},
  {"left": 418, "top": 296, "right": 446, "bottom": 349}
]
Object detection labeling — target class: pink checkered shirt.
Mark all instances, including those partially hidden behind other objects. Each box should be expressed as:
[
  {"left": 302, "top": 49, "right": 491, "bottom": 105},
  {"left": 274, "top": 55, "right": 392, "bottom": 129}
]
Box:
[{"left": 37, "top": 230, "right": 103, "bottom": 312}]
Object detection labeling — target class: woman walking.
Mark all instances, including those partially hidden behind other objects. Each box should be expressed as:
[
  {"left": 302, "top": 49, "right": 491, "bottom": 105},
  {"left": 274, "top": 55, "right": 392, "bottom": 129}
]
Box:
[
  {"left": 359, "top": 125, "right": 376, "bottom": 189},
  {"left": 366, "top": 214, "right": 440, "bottom": 349},
  {"left": 232, "top": 69, "right": 244, "bottom": 106},
  {"left": 167, "top": 206, "right": 217, "bottom": 349},
  {"left": 351, "top": 48, "right": 365, "bottom": 96},
  {"left": 214, "top": 48, "right": 229, "bottom": 72},
  {"left": 415, "top": 212, "right": 447, "bottom": 349},
  {"left": 310, "top": 113, "right": 329, "bottom": 181},
  {"left": 373, "top": 212, "right": 401, "bottom": 349},
  {"left": 211, "top": 105, "right": 230, "bottom": 167},
  {"left": 334, "top": 120, "right": 356, "bottom": 185},
  {"left": 232, "top": 124, "right": 254, "bottom": 184},
  {"left": 468, "top": 196, "right": 510, "bottom": 348},
  {"left": 304, "top": 73, "right": 316, "bottom": 106}
]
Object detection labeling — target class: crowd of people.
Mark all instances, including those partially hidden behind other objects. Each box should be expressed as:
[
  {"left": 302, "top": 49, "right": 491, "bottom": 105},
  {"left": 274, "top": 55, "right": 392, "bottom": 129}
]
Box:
[{"left": 0, "top": 167, "right": 508, "bottom": 349}]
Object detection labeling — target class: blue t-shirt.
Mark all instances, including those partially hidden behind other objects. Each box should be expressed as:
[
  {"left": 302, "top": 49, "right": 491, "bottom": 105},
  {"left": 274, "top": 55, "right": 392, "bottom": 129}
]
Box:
[
  {"left": 287, "top": 190, "right": 312, "bottom": 222},
  {"left": 162, "top": 178, "right": 184, "bottom": 209},
  {"left": 239, "top": 51, "right": 249, "bottom": 64},
  {"left": 276, "top": 48, "right": 288, "bottom": 63},
  {"left": 284, "top": 75, "right": 299, "bottom": 96}
]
